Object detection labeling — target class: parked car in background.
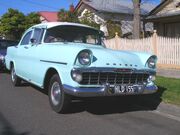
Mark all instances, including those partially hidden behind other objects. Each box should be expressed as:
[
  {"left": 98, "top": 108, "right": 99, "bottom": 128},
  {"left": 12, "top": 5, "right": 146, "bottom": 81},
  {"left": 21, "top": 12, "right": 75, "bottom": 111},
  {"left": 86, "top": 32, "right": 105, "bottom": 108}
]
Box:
[
  {"left": 5, "top": 22, "right": 158, "bottom": 113},
  {"left": 0, "top": 40, "right": 18, "bottom": 70}
]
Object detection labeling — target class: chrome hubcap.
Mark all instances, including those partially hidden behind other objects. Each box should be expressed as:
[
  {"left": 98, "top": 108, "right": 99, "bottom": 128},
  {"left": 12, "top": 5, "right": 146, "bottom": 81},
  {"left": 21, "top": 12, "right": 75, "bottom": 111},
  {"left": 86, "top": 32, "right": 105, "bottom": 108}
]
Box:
[
  {"left": 51, "top": 82, "right": 61, "bottom": 106},
  {"left": 11, "top": 68, "right": 15, "bottom": 82}
]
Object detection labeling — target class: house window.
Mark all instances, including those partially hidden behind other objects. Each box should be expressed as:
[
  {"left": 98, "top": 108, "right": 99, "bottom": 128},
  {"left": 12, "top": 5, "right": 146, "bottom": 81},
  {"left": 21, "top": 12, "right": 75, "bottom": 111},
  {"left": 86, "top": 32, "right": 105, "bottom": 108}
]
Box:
[
  {"left": 164, "top": 22, "right": 180, "bottom": 37},
  {"left": 176, "top": 2, "right": 180, "bottom": 8}
]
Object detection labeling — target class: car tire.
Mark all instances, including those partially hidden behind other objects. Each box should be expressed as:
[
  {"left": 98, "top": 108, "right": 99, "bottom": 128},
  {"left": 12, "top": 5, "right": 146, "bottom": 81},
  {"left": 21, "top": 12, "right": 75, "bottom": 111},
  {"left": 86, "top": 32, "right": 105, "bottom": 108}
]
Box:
[
  {"left": 11, "top": 65, "right": 21, "bottom": 86},
  {"left": 48, "top": 74, "right": 71, "bottom": 113}
]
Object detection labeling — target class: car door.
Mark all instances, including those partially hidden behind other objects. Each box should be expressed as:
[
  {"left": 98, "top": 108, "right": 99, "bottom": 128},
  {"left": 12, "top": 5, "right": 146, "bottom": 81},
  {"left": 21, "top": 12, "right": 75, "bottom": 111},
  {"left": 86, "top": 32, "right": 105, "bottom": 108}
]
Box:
[
  {"left": 25, "top": 28, "right": 45, "bottom": 85},
  {"left": 16, "top": 30, "right": 33, "bottom": 79},
  {"left": 18, "top": 28, "right": 44, "bottom": 84}
]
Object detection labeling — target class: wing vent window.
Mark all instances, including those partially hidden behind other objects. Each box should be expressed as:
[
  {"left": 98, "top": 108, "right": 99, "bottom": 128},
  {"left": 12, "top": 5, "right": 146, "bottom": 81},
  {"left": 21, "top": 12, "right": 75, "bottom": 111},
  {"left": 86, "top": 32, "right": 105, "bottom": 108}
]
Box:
[{"left": 20, "top": 31, "right": 32, "bottom": 45}]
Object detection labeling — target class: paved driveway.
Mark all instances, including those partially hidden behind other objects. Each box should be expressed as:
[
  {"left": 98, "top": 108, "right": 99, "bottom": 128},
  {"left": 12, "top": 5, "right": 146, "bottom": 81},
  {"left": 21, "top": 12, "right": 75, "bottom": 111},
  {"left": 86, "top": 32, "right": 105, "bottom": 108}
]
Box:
[{"left": 0, "top": 73, "right": 180, "bottom": 135}]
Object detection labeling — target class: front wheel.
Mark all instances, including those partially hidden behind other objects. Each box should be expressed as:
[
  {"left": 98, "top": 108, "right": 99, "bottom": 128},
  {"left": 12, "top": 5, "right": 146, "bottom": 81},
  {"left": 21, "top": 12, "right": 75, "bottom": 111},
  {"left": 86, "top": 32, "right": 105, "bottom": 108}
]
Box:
[
  {"left": 11, "top": 65, "right": 21, "bottom": 86},
  {"left": 48, "top": 74, "right": 71, "bottom": 113}
]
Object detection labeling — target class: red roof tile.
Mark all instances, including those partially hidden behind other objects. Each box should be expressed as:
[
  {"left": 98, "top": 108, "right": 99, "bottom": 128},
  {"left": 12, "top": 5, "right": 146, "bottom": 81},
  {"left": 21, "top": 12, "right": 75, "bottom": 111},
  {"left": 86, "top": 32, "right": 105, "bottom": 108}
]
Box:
[{"left": 38, "top": 11, "right": 59, "bottom": 22}]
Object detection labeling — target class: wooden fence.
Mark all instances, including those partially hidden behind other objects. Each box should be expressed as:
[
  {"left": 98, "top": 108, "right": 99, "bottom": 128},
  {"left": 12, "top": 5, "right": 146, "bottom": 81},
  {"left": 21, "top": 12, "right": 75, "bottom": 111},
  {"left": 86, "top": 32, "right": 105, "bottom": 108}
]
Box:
[{"left": 104, "top": 31, "right": 180, "bottom": 69}]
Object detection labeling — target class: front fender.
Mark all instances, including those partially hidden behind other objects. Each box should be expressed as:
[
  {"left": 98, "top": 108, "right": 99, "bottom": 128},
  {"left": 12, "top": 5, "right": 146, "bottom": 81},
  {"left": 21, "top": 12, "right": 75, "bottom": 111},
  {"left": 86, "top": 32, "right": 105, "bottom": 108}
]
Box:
[{"left": 42, "top": 64, "right": 77, "bottom": 89}]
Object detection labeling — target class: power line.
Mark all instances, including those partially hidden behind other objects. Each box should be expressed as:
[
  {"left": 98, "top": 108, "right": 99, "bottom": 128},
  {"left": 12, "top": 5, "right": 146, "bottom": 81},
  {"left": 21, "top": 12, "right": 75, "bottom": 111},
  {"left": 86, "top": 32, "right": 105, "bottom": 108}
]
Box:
[{"left": 19, "top": 0, "right": 60, "bottom": 10}]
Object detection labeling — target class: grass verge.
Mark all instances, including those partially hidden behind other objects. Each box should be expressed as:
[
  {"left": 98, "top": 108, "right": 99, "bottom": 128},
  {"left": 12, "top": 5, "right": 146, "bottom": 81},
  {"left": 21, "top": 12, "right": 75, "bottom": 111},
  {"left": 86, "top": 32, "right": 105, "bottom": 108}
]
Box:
[{"left": 155, "top": 76, "right": 180, "bottom": 106}]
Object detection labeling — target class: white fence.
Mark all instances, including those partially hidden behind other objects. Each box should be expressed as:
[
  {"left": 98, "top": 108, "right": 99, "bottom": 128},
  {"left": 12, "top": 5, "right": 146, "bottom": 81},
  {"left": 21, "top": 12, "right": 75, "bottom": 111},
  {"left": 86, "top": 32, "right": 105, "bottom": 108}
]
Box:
[{"left": 104, "top": 32, "right": 180, "bottom": 69}]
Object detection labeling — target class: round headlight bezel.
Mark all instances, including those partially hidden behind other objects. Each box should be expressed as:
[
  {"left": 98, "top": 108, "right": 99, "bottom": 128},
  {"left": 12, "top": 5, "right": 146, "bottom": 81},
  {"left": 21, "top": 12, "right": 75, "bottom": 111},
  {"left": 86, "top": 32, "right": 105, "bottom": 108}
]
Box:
[
  {"left": 71, "top": 69, "right": 83, "bottom": 83},
  {"left": 146, "top": 56, "right": 157, "bottom": 69},
  {"left": 77, "top": 50, "right": 92, "bottom": 66}
]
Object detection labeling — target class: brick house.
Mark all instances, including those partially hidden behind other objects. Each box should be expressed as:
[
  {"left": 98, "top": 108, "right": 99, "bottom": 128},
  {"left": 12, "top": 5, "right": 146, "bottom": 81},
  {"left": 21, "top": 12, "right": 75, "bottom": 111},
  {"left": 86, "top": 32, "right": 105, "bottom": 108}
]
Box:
[
  {"left": 38, "top": 11, "right": 59, "bottom": 23},
  {"left": 38, "top": 5, "right": 75, "bottom": 23}
]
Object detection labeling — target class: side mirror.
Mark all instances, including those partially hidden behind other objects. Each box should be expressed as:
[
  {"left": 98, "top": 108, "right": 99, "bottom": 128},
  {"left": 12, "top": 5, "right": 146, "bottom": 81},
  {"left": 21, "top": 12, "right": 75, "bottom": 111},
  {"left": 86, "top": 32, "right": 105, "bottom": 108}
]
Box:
[
  {"left": 30, "top": 38, "right": 36, "bottom": 44},
  {"left": 102, "top": 36, "right": 107, "bottom": 40}
]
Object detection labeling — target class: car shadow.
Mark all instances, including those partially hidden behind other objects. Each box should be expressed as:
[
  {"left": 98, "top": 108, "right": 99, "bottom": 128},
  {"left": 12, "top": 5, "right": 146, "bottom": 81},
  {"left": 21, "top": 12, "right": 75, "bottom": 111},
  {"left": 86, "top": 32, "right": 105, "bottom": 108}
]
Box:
[
  {"left": 17, "top": 81, "right": 31, "bottom": 87},
  {"left": 65, "top": 86, "right": 167, "bottom": 114},
  {"left": 13, "top": 78, "right": 167, "bottom": 115},
  {"left": 0, "top": 112, "right": 29, "bottom": 135}
]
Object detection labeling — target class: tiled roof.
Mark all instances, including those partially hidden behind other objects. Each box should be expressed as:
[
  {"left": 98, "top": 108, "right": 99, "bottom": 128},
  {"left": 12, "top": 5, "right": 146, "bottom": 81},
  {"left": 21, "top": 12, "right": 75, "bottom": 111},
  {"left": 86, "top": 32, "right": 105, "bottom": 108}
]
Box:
[
  {"left": 38, "top": 11, "right": 59, "bottom": 22},
  {"left": 147, "top": 10, "right": 180, "bottom": 20},
  {"left": 76, "top": 0, "right": 156, "bottom": 15},
  {"left": 146, "top": 0, "right": 180, "bottom": 20},
  {"left": 147, "top": 0, "right": 171, "bottom": 16}
]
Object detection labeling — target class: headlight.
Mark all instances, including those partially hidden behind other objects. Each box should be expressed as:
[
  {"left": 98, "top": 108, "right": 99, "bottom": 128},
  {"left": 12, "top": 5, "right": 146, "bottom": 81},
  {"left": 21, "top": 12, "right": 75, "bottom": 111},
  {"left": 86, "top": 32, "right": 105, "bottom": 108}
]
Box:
[
  {"left": 0, "top": 54, "right": 5, "bottom": 61},
  {"left": 78, "top": 50, "right": 91, "bottom": 66},
  {"left": 147, "top": 75, "right": 156, "bottom": 83},
  {"left": 71, "top": 70, "right": 82, "bottom": 83},
  {"left": 146, "top": 56, "right": 157, "bottom": 69}
]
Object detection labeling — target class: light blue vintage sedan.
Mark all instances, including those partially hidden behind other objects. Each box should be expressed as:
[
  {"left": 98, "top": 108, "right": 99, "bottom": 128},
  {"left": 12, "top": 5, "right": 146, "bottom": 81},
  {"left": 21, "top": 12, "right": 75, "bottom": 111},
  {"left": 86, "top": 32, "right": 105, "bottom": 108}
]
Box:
[{"left": 5, "top": 22, "right": 157, "bottom": 113}]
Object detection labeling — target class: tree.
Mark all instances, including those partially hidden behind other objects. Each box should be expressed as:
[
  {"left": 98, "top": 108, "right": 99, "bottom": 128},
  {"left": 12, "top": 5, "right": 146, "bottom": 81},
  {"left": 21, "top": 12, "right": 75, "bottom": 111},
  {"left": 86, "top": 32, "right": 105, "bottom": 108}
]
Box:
[
  {"left": 79, "top": 11, "right": 100, "bottom": 29},
  {"left": 24, "top": 12, "right": 41, "bottom": 30},
  {"left": 132, "top": 0, "right": 141, "bottom": 39},
  {"left": 0, "top": 9, "right": 41, "bottom": 40},
  {"left": 58, "top": 9, "right": 79, "bottom": 23},
  {"left": 58, "top": 9, "right": 100, "bottom": 29},
  {"left": 106, "top": 20, "right": 122, "bottom": 38},
  {"left": 0, "top": 8, "right": 26, "bottom": 40}
]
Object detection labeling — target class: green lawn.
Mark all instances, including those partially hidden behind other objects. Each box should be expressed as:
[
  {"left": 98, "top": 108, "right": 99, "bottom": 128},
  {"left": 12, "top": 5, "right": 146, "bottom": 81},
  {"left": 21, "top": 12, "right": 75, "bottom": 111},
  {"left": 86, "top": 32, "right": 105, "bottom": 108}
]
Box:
[{"left": 155, "top": 76, "right": 180, "bottom": 105}]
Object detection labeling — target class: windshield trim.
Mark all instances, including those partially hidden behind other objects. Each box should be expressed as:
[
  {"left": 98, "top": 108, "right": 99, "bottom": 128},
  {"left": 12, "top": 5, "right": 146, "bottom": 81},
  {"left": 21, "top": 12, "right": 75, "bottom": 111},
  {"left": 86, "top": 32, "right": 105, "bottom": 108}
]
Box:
[
  {"left": 42, "top": 41, "right": 106, "bottom": 47},
  {"left": 42, "top": 25, "right": 104, "bottom": 46}
]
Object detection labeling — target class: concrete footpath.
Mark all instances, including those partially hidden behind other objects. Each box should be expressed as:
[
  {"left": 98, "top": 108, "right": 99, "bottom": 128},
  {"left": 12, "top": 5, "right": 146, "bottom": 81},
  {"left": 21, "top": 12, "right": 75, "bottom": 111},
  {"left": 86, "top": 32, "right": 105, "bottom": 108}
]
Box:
[
  {"left": 157, "top": 68, "right": 180, "bottom": 79},
  {"left": 154, "top": 102, "right": 180, "bottom": 122}
]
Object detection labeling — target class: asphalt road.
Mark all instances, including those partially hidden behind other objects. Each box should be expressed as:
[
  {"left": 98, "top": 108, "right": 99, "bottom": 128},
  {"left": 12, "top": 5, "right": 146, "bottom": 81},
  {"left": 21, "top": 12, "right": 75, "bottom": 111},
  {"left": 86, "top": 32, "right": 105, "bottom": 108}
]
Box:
[{"left": 0, "top": 73, "right": 180, "bottom": 135}]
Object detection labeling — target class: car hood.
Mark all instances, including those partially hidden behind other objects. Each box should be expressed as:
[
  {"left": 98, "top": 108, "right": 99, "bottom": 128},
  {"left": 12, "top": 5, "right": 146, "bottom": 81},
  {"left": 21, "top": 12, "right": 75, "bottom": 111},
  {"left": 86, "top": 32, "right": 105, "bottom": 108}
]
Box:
[
  {"left": 0, "top": 49, "right": 6, "bottom": 56},
  {"left": 90, "top": 48, "right": 150, "bottom": 69},
  {"left": 43, "top": 43, "right": 154, "bottom": 70}
]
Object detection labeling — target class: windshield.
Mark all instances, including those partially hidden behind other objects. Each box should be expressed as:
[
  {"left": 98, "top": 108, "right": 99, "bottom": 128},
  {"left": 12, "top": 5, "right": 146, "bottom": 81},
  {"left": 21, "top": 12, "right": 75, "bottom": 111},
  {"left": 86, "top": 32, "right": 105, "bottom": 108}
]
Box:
[
  {"left": 44, "top": 25, "right": 103, "bottom": 45},
  {"left": 0, "top": 40, "right": 18, "bottom": 49}
]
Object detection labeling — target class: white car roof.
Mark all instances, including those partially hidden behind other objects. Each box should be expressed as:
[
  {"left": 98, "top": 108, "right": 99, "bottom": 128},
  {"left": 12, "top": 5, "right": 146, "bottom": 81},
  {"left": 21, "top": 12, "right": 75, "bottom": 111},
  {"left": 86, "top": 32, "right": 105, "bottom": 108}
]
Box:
[{"left": 33, "top": 22, "right": 95, "bottom": 29}]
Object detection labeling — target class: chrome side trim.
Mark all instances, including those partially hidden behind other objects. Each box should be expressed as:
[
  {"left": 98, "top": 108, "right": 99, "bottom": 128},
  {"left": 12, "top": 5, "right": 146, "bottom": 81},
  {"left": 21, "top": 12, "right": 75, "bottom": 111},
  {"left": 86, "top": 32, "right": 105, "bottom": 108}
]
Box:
[{"left": 40, "top": 60, "right": 67, "bottom": 65}]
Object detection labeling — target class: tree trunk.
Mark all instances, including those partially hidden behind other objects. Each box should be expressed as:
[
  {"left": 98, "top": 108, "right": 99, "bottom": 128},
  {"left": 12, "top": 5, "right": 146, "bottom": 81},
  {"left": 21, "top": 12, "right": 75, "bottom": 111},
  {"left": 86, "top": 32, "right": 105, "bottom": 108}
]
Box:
[{"left": 132, "top": 0, "right": 141, "bottom": 39}]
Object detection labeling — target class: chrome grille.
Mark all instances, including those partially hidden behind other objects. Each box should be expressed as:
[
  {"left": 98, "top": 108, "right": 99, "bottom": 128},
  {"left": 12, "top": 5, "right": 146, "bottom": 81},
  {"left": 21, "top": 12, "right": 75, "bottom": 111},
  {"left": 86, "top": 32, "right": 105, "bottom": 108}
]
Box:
[{"left": 80, "top": 72, "right": 149, "bottom": 85}]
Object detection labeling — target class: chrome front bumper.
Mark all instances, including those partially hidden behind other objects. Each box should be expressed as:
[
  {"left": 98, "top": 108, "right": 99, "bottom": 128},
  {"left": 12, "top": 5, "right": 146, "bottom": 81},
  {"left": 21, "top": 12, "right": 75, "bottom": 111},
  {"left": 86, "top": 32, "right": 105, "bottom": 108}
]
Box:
[{"left": 63, "top": 84, "right": 158, "bottom": 97}]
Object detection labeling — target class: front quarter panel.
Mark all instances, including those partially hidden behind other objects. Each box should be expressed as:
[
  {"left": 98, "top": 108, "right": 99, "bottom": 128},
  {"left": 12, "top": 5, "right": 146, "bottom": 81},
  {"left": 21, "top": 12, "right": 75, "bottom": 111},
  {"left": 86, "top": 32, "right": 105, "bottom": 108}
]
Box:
[{"left": 5, "top": 46, "right": 18, "bottom": 70}]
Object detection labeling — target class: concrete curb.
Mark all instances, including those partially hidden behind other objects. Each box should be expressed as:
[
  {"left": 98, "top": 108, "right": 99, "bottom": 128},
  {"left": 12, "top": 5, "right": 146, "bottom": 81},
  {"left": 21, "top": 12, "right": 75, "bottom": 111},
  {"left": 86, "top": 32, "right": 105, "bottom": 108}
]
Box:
[
  {"left": 156, "top": 102, "right": 180, "bottom": 119},
  {"left": 138, "top": 97, "right": 180, "bottom": 121},
  {"left": 156, "top": 69, "right": 180, "bottom": 119}
]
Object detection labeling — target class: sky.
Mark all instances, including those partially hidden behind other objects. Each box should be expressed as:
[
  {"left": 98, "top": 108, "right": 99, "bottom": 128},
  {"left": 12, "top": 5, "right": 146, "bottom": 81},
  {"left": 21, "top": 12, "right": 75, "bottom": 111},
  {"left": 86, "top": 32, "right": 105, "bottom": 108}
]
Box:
[{"left": 0, "top": 0, "right": 161, "bottom": 16}]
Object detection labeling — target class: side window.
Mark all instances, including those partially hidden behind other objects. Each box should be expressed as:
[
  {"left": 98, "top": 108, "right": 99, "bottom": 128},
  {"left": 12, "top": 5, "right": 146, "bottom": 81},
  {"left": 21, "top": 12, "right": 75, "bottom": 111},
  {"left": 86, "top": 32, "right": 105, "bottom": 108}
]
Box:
[
  {"left": 20, "top": 31, "right": 32, "bottom": 45},
  {"left": 32, "top": 28, "right": 44, "bottom": 44}
]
